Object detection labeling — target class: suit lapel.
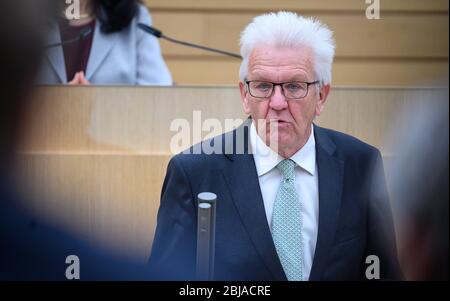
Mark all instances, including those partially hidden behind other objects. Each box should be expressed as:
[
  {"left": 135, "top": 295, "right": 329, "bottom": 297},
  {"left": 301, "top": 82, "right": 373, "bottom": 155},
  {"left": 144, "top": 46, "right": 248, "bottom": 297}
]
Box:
[
  {"left": 45, "top": 23, "right": 67, "bottom": 83},
  {"left": 309, "top": 125, "right": 345, "bottom": 280},
  {"left": 85, "top": 21, "right": 118, "bottom": 81},
  {"left": 221, "top": 120, "right": 287, "bottom": 280}
]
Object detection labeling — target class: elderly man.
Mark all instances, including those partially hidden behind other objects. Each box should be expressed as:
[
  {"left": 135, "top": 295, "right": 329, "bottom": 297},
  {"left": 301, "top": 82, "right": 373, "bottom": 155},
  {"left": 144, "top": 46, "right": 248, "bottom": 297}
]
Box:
[{"left": 150, "top": 11, "right": 402, "bottom": 280}]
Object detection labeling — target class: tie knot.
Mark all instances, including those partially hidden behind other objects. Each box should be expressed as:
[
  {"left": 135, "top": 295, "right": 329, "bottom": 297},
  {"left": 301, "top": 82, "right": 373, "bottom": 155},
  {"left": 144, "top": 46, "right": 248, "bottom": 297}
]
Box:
[{"left": 276, "top": 159, "right": 296, "bottom": 180}]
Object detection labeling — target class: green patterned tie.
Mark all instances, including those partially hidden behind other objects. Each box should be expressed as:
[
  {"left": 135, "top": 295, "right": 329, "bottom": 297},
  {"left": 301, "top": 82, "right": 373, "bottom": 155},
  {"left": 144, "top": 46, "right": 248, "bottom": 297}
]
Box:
[{"left": 271, "top": 159, "right": 304, "bottom": 281}]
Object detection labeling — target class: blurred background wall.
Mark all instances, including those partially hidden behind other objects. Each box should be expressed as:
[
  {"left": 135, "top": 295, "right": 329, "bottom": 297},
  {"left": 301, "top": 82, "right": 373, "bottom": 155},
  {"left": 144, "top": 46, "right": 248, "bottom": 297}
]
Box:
[{"left": 145, "top": 0, "right": 448, "bottom": 86}]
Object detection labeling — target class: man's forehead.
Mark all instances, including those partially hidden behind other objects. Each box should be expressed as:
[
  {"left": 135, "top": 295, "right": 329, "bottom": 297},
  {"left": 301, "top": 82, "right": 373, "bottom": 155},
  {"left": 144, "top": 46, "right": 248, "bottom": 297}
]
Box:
[{"left": 248, "top": 45, "right": 314, "bottom": 80}]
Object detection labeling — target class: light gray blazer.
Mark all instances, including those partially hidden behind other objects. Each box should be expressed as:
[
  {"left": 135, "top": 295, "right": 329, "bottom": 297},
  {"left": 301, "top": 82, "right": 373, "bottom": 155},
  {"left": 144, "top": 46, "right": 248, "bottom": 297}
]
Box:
[{"left": 37, "top": 5, "right": 172, "bottom": 85}]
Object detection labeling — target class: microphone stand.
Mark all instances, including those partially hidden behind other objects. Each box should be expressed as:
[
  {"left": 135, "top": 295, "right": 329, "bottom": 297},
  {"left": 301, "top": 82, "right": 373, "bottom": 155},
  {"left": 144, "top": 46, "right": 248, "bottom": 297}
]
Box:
[
  {"left": 45, "top": 28, "right": 93, "bottom": 49},
  {"left": 138, "top": 23, "right": 242, "bottom": 59}
]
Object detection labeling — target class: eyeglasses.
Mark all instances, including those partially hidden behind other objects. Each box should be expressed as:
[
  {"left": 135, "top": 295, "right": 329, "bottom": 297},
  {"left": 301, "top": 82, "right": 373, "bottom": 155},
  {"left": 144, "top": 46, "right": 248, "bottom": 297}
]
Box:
[{"left": 245, "top": 80, "right": 320, "bottom": 100}]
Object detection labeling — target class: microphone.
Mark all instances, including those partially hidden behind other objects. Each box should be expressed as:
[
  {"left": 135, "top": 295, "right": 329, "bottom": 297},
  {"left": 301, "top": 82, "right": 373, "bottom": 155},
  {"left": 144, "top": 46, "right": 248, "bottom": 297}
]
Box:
[
  {"left": 196, "top": 192, "right": 217, "bottom": 281},
  {"left": 138, "top": 23, "right": 242, "bottom": 59},
  {"left": 45, "top": 28, "right": 93, "bottom": 49}
]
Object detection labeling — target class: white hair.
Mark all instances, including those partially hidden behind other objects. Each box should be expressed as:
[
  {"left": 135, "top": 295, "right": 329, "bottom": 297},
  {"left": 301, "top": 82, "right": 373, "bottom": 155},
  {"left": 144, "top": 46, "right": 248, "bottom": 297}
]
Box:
[{"left": 239, "top": 11, "right": 335, "bottom": 85}]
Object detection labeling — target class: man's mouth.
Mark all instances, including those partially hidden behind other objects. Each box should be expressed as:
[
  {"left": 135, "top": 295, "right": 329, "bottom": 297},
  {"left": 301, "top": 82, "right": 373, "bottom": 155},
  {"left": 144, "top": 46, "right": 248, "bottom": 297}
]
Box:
[{"left": 268, "top": 119, "right": 289, "bottom": 124}]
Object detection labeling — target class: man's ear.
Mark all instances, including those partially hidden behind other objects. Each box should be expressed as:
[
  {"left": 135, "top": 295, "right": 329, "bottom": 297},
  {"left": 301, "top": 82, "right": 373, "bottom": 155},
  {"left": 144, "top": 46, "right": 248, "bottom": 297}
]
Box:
[
  {"left": 239, "top": 81, "right": 251, "bottom": 115},
  {"left": 315, "top": 84, "right": 330, "bottom": 116}
]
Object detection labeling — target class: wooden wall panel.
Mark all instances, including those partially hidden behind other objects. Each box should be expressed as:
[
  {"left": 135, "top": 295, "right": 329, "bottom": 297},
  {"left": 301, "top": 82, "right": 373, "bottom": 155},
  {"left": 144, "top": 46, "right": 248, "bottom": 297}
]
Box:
[
  {"left": 151, "top": 13, "right": 449, "bottom": 59},
  {"left": 138, "top": 0, "right": 449, "bottom": 85},
  {"left": 165, "top": 58, "right": 449, "bottom": 86},
  {"left": 14, "top": 154, "right": 170, "bottom": 260},
  {"left": 20, "top": 86, "right": 448, "bottom": 154},
  {"left": 145, "top": 0, "right": 449, "bottom": 13}
]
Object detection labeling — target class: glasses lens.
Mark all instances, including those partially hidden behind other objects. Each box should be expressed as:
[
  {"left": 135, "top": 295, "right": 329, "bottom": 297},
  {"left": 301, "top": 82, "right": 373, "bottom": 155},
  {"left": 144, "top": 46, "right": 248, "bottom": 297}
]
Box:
[
  {"left": 249, "top": 81, "right": 273, "bottom": 98},
  {"left": 283, "top": 82, "right": 308, "bottom": 98},
  {"left": 247, "top": 81, "right": 311, "bottom": 99}
]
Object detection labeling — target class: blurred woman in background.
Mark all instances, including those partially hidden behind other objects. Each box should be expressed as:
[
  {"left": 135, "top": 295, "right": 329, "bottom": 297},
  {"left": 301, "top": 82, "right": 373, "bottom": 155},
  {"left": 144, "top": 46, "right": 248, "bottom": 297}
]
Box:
[{"left": 38, "top": 0, "right": 172, "bottom": 85}]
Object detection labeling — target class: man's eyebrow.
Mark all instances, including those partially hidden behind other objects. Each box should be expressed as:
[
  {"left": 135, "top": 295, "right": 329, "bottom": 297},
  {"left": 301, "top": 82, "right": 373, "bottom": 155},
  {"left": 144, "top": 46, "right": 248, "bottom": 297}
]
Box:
[{"left": 249, "top": 76, "right": 311, "bottom": 82}]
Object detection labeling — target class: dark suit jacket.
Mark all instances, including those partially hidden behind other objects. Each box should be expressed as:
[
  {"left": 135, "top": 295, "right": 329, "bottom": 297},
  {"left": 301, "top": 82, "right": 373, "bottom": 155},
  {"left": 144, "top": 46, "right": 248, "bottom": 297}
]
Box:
[{"left": 149, "top": 120, "right": 402, "bottom": 280}]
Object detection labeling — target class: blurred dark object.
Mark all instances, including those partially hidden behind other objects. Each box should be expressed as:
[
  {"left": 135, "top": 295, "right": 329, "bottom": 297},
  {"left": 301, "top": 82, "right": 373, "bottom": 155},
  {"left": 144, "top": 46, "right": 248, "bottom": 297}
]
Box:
[
  {"left": 387, "top": 89, "right": 449, "bottom": 281},
  {"left": 0, "top": 0, "right": 150, "bottom": 280},
  {"left": 94, "top": 0, "right": 139, "bottom": 33},
  {"left": 0, "top": 0, "right": 56, "bottom": 166}
]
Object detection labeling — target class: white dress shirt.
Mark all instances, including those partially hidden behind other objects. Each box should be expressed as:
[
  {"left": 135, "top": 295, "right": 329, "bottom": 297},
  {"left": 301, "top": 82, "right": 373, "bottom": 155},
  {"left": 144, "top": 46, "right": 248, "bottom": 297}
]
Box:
[{"left": 249, "top": 121, "right": 319, "bottom": 280}]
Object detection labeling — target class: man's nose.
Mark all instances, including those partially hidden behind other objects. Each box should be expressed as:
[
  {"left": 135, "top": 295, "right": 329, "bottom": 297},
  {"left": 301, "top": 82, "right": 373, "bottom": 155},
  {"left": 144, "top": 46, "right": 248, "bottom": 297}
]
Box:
[{"left": 269, "top": 85, "right": 288, "bottom": 110}]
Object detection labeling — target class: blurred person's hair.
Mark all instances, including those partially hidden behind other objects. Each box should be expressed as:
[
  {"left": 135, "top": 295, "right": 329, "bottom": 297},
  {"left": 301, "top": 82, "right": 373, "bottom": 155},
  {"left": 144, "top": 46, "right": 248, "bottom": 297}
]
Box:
[
  {"left": 59, "top": 0, "right": 142, "bottom": 33},
  {"left": 239, "top": 11, "right": 336, "bottom": 85},
  {"left": 95, "top": 0, "right": 142, "bottom": 33},
  {"left": 387, "top": 89, "right": 449, "bottom": 280}
]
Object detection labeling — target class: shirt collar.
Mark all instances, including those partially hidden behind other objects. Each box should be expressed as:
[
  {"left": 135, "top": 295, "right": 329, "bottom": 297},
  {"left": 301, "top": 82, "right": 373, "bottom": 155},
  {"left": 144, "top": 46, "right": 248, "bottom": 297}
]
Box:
[{"left": 250, "top": 121, "right": 316, "bottom": 177}]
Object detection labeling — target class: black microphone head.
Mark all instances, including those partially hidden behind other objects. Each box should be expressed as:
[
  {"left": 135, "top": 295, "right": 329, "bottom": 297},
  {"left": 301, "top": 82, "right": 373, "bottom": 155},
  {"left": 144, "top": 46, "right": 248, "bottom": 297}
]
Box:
[{"left": 138, "top": 23, "right": 162, "bottom": 38}]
